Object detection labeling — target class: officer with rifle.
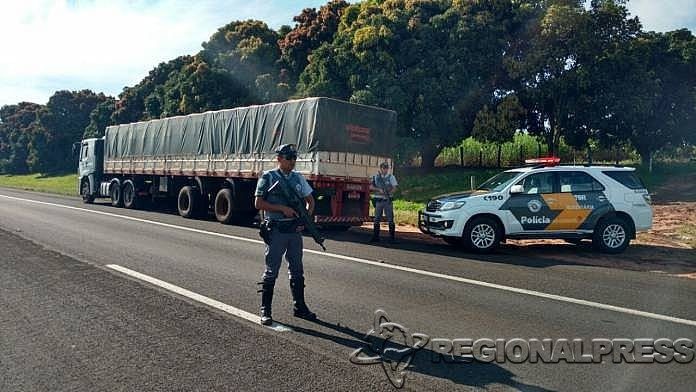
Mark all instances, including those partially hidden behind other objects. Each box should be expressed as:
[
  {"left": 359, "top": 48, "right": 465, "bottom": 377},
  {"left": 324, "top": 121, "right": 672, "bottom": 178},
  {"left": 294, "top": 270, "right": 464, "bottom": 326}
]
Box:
[
  {"left": 369, "top": 161, "right": 398, "bottom": 243},
  {"left": 254, "top": 144, "right": 323, "bottom": 326}
]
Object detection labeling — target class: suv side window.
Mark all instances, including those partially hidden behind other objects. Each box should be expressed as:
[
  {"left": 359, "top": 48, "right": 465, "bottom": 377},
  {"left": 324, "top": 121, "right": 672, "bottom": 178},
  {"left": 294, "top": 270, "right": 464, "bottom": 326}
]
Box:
[
  {"left": 558, "top": 171, "right": 604, "bottom": 192},
  {"left": 516, "top": 172, "right": 555, "bottom": 194}
]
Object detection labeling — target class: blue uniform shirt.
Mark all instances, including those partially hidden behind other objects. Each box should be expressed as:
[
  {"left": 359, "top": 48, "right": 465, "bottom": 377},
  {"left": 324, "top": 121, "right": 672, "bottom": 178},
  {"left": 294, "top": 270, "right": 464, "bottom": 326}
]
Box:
[{"left": 255, "top": 168, "right": 313, "bottom": 220}]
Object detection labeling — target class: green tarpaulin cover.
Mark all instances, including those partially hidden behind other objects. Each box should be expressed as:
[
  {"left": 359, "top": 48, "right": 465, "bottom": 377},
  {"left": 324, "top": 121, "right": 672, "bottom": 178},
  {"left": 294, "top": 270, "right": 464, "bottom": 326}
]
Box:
[{"left": 105, "top": 97, "right": 396, "bottom": 159}]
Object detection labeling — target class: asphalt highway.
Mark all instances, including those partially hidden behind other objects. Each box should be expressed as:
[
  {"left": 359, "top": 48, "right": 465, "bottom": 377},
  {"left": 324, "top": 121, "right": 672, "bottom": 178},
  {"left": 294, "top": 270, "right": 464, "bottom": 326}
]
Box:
[{"left": 1, "top": 187, "right": 694, "bottom": 391}]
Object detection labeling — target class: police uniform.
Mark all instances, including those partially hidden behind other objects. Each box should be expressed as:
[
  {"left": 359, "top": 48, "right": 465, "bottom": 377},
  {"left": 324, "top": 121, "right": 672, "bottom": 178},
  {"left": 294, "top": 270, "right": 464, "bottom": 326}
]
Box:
[
  {"left": 370, "top": 169, "right": 398, "bottom": 243},
  {"left": 255, "top": 144, "right": 316, "bottom": 325}
]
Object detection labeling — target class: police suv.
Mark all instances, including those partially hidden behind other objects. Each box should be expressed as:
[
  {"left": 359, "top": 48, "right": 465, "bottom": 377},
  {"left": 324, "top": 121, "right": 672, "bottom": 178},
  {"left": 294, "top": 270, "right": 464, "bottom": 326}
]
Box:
[{"left": 418, "top": 158, "right": 652, "bottom": 254}]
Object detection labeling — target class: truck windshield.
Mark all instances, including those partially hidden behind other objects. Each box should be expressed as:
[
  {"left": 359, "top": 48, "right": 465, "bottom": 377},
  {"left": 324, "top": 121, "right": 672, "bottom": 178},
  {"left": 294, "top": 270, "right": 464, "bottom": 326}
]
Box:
[{"left": 477, "top": 171, "right": 522, "bottom": 192}]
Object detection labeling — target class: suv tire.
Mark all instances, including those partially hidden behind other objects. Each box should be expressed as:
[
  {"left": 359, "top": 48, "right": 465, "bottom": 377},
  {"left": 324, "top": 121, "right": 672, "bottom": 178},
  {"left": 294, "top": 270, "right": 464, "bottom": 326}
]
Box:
[
  {"left": 593, "top": 216, "right": 631, "bottom": 254},
  {"left": 463, "top": 216, "right": 501, "bottom": 253}
]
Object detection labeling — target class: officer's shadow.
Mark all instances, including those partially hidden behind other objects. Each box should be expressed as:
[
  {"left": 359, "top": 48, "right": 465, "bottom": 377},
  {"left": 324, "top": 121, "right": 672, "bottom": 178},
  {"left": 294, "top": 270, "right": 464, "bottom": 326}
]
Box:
[{"left": 284, "top": 318, "right": 555, "bottom": 391}]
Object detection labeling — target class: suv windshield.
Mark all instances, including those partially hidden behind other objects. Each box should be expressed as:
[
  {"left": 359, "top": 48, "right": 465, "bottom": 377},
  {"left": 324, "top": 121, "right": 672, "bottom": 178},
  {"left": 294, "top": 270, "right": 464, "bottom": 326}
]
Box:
[{"left": 477, "top": 171, "right": 522, "bottom": 192}]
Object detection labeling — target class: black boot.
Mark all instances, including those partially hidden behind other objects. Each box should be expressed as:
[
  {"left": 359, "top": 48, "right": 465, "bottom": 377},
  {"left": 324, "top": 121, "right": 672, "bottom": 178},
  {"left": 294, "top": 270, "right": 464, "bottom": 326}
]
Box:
[
  {"left": 369, "top": 223, "right": 380, "bottom": 243},
  {"left": 290, "top": 277, "right": 316, "bottom": 321},
  {"left": 388, "top": 223, "right": 397, "bottom": 243},
  {"left": 258, "top": 281, "right": 274, "bottom": 326}
]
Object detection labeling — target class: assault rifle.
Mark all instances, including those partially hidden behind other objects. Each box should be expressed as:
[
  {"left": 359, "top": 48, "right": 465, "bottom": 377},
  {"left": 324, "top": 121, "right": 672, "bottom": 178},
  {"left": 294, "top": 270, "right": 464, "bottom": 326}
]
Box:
[
  {"left": 374, "top": 174, "right": 394, "bottom": 201},
  {"left": 268, "top": 175, "right": 327, "bottom": 251}
]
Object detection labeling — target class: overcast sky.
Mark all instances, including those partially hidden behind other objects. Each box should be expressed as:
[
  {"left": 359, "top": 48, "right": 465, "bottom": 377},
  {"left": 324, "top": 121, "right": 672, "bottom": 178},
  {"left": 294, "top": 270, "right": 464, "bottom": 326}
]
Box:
[{"left": 0, "top": 0, "right": 694, "bottom": 108}]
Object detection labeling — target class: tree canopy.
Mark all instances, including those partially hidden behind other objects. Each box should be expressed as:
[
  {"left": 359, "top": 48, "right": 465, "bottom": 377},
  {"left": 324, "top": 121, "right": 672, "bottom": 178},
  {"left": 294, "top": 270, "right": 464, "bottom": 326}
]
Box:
[{"left": 1, "top": 0, "right": 694, "bottom": 173}]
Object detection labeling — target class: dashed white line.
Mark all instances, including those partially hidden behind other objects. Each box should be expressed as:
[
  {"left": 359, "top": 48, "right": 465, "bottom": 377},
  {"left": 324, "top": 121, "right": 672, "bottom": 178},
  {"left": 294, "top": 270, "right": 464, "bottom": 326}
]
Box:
[{"left": 2, "top": 192, "right": 696, "bottom": 328}]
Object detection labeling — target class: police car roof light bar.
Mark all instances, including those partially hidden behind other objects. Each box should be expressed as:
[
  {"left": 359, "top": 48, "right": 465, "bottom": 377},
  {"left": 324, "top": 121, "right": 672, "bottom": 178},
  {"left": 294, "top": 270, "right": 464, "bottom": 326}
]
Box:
[{"left": 524, "top": 157, "right": 561, "bottom": 166}]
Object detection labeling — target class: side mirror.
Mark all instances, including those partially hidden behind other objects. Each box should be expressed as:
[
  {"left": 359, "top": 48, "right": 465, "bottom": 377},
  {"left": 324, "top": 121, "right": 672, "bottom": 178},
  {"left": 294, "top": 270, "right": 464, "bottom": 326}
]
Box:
[
  {"left": 510, "top": 184, "right": 524, "bottom": 194},
  {"left": 72, "top": 142, "right": 80, "bottom": 158}
]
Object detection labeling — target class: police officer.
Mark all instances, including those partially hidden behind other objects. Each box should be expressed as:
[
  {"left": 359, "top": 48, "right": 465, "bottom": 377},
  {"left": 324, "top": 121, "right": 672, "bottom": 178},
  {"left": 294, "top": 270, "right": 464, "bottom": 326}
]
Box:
[
  {"left": 369, "top": 161, "right": 398, "bottom": 243},
  {"left": 254, "top": 144, "right": 317, "bottom": 326}
]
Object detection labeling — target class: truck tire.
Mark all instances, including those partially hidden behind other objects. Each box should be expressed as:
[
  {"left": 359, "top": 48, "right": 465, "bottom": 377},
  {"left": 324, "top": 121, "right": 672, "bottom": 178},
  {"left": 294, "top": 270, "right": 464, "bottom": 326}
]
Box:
[
  {"left": 110, "top": 182, "right": 124, "bottom": 208},
  {"left": 462, "top": 216, "right": 501, "bottom": 254},
  {"left": 122, "top": 180, "right": 138, "bottom": 209},
  {"left": 178, "top": 186, "right": 199, "bottom": 219},
  {"left": 214, "top": 188, "right": 234, "bottom": 224},
  {"left": 81, "top": 179, "right": 94, "bottom": 204},
  {"left": 593, "top": 216, "right": 631, "bottom": 254}
]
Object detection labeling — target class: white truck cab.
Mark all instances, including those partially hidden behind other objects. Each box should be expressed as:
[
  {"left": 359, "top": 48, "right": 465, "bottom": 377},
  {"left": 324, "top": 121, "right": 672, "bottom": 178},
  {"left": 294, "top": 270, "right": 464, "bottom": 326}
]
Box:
[{"left": 419, "top": 159, "right": 653, "bottom": 254}]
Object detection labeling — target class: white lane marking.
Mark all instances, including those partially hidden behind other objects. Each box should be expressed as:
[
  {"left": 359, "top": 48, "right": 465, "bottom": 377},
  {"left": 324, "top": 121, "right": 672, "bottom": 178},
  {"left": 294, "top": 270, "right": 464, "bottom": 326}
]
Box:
[
  {"left": 106, "top": 264, "right": 291, "bottom": 332},
  {"left": 3, "top": 192, "right": 696, "bottom": 328}
]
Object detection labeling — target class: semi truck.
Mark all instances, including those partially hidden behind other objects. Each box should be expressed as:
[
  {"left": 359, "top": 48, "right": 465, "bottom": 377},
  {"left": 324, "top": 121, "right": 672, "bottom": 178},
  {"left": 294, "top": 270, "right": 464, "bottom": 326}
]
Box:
[{"left": 76, "top": 97, "right": 397, "bottom": 228}]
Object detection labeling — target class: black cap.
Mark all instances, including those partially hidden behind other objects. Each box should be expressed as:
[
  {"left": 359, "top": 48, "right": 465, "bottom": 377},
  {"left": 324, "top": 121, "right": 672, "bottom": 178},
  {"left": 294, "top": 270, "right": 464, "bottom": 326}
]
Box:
[{"left": 275, "top": 144, "right": 297, "bottom": 156}]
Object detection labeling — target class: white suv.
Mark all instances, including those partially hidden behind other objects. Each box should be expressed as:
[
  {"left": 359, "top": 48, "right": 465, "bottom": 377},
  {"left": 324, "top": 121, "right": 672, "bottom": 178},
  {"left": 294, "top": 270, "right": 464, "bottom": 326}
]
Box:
[{"left": 418, "top": 163, "right": 653, "bottom": 253}]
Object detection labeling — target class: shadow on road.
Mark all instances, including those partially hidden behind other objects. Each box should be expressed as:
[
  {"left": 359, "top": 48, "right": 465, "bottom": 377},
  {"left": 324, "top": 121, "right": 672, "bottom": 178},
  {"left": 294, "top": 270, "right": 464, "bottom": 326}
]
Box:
[
  {"left": 322, "top": 227, "right": 696, "bottom": 275},
  {"left": 286, "top": 318, "right": 555, "bottom": 391}
]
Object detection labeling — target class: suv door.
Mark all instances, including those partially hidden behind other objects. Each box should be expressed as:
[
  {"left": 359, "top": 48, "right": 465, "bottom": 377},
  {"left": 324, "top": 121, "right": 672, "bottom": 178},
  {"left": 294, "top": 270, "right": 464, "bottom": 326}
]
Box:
[
  {"left": 502, "top": 171, "right": 557, "bottom": 233},
  {"left": 555, "top": 171, "right": 613, "bottom": 231}
]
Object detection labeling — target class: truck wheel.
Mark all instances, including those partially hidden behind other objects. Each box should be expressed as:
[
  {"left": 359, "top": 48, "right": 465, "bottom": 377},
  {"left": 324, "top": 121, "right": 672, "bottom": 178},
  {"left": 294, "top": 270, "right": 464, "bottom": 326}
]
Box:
[
  {"left": 178, "top": 186, "right": 199, "bottom": 218},
  {"left": 110, "top": 182, "right": 124, "bottom": 208},
  {"left": 81, "top": 179, "right": 94, "bottom": 204},
  {"left": 214, "top": 188, "right": 234, "bottom": 224},
  {"left": 122, "top": 180, "right": 138, "bottom": 209},
  {"left": 462, "top": 217, "right": 501, "bottom": 253},
  {"left": 593, "top": 216, "right": 630, "bottom": 254}
]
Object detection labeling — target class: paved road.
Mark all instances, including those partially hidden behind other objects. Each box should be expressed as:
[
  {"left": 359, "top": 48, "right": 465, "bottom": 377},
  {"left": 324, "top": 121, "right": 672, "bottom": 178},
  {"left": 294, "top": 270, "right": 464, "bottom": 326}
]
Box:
[{"left": 1, "top": 187, "right": 695, "bottom": 391}]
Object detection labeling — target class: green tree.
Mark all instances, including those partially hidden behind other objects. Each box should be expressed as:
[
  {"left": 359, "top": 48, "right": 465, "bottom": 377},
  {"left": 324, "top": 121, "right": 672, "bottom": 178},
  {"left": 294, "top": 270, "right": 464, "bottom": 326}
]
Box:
[
  {"left": 34, "top": 90, "right": 108, "bottom": 173},
  {"left": 621, "top": 30, "right": 696, "bottom": 168},
  {"left": 112, "top": 56, "right": 195, "bottom": 124},
  {"left": 84, "top": 97, "right": 117, "bottom": 138},
  {"left": 201, "top": 20, "right": 286, "bottom": 103},
  {"left": 278, "top": 0, "right": 349, "bottom": 87},
  {"left": 0, "top": 102, "right": 43, "bottom": 174},
  {"left": 299, "top": 0, "right": 513, "bottom": 169},
  {"left": 472, "top": 95, "right": 526, "bottom": 167}
]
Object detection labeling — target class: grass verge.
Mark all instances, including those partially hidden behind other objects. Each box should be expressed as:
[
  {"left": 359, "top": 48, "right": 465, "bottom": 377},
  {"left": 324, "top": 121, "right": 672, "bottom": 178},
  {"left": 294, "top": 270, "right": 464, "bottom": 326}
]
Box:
[{"left": 0, "top": 173, "right": 77, "bottom": 196}]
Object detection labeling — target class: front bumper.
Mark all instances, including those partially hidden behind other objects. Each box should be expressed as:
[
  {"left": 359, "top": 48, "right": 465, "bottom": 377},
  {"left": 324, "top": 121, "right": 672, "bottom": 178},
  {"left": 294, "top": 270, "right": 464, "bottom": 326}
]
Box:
[{"left": 418, "top": 211, "right": 457, "bottom": 235}]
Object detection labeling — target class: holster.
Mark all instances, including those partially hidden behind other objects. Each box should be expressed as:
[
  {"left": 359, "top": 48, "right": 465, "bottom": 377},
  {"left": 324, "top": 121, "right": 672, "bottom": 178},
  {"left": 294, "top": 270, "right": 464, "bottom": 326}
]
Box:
[{"left": 259, "top": 219, "right": 272, "bottom": 245}]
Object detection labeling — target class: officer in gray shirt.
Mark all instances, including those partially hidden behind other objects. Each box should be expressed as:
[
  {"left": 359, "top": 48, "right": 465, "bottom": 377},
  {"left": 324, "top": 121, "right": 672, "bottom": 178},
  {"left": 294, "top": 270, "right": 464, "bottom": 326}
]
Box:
[
  {"left": 254, "top": 144, "right": 317, "bottom": 326},
  {"left": 369, "top": 161, "right": 398, "bottom": 243}
]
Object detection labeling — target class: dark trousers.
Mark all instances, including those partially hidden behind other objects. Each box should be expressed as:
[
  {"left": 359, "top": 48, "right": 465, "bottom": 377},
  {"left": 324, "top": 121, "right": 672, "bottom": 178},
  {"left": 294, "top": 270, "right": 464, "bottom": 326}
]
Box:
[{"left": 262, "top": 229, "right": 304, "bottom": 284}]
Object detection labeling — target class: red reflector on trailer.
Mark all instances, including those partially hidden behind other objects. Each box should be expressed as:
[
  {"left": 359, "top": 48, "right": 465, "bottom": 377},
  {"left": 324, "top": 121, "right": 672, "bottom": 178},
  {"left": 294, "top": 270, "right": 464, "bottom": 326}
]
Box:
[{"left": 525, "top": 157, "right": 561, "bottom": 166}]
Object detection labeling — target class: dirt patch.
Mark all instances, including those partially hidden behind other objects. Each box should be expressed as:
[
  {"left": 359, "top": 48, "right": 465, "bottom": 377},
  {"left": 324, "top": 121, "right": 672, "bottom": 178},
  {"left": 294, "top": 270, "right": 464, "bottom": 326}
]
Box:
[{"left": 651, "top": 173, "right": 696, "bottom": 203}]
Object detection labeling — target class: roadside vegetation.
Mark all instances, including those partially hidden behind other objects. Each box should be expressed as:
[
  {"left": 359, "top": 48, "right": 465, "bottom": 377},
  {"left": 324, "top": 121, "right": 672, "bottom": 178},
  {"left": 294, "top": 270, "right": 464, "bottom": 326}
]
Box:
[{"left": 0, "top": 173, "right": 76, "bottom": 196}]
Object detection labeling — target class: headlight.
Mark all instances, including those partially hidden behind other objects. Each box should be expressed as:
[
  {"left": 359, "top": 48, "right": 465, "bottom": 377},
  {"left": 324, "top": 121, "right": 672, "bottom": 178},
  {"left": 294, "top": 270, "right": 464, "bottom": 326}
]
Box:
[{"left": 439, "top": 201, "right": 466, "bottom": 211}]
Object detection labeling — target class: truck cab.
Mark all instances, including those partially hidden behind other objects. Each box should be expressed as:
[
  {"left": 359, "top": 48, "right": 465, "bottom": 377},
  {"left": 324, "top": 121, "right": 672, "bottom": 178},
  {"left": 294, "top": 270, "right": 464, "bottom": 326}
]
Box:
[{"left": 76, "top": 137, "right": 104, "bottom": 203}]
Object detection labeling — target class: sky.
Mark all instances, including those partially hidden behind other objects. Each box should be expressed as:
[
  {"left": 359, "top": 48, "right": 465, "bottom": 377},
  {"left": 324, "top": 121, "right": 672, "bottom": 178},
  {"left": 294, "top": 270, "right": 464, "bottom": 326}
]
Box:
[{"left": 0, "top": 0, "right": 694, "bottom": 108}]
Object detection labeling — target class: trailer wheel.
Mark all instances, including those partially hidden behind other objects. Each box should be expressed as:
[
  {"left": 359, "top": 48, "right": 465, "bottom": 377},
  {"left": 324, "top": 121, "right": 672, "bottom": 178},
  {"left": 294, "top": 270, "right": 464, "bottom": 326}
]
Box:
[
  {"left": 81, "top": 179, "right": 94, "bottom": 204},
  {"left": 214, "top": 188, "right": 234, "bottom": 224},
  {"left": 178, "top": 186, "right": 199, "bottom": 218},
  {"left": 110, "top": 182, "right": 124, "bottom": 208},
  {"left": 122, "top": 180, "right": 138, "bottom": 209}
]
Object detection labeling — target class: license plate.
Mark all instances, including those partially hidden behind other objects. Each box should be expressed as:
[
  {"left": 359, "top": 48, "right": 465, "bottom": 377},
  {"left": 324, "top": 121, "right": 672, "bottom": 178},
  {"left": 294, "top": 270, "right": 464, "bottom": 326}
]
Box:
[{"left": 347, "top": 191, "right": 360, "bottom": 200}]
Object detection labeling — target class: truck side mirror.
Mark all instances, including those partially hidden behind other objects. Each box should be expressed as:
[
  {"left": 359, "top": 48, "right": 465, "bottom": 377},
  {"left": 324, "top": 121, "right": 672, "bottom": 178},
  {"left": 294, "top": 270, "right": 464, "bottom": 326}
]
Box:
[
  {"left": 72, "top": 142, "right": 80, "bottom": 158},
  {"left": 510, "top": 184, "right": 524, "bottom": 194}
]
